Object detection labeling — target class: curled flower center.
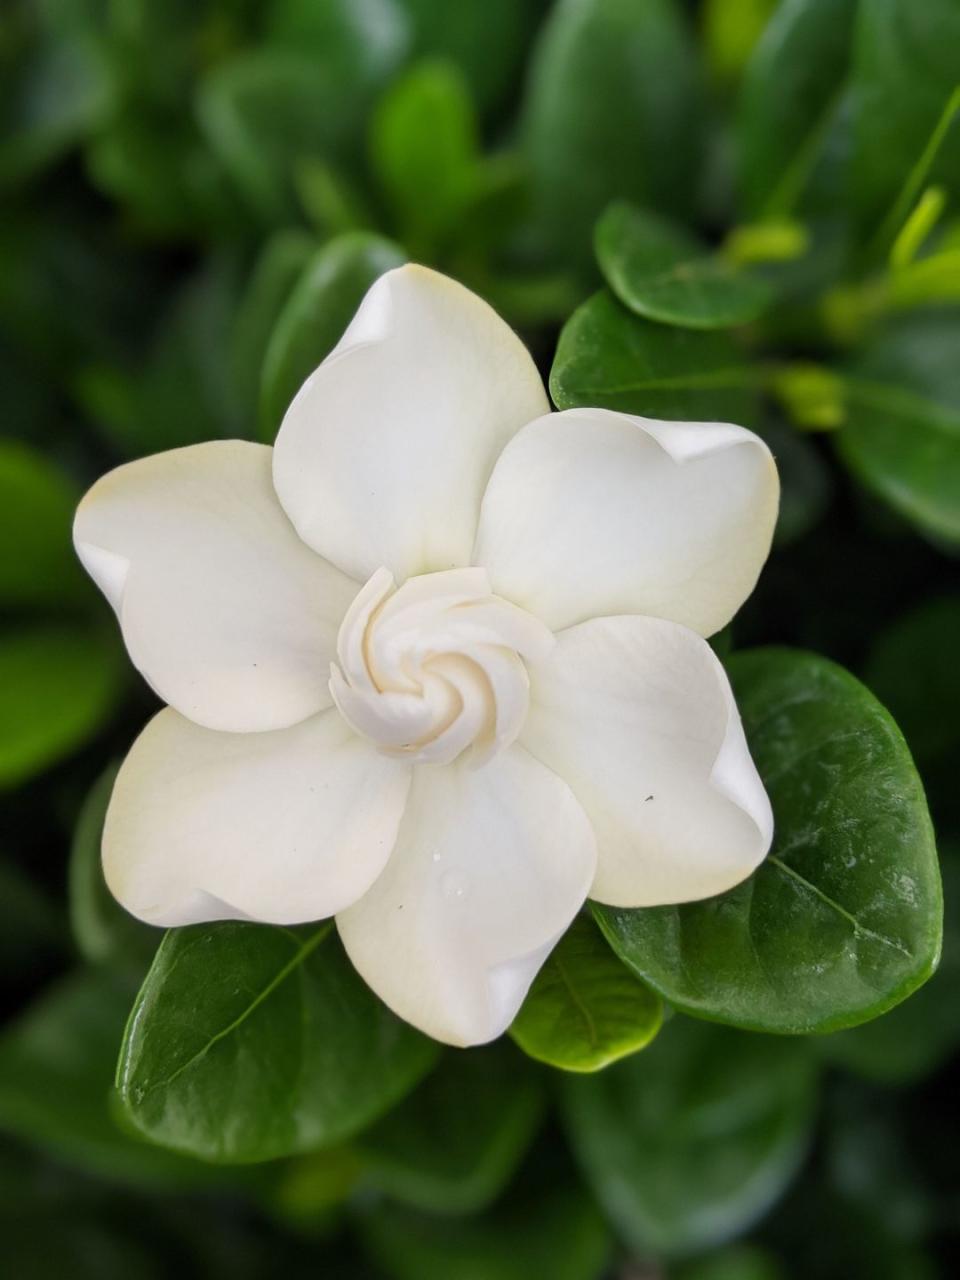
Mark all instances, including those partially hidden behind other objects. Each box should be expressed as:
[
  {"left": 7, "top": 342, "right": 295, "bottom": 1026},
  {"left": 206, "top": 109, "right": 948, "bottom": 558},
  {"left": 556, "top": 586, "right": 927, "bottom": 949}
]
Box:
[{"left": 329, "top": 567, "right": 555, "bottom": 766}]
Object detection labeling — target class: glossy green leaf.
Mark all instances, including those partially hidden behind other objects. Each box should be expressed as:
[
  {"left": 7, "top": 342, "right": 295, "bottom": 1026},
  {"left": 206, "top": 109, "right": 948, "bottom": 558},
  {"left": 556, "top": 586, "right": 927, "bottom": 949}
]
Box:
[
  {"left": 0, "top": 969, "right": 220, "bottom": 1187},
  {"left": 738, "top": 0, "right": 857, "bottom": 217},
  {"left": 230, "top": 229, "right": 317, "bottom": 424},
  {"left": 68, "top": 763, "right": 158, "bottom": 972},
  {"left": 370, "top": 59, "right": 478, "bottom": 257},
  {"left": 259, "top": 230, "right": 405, "bottom": 438},
  {"left": 117, "top": 921, "right": 437, "bottom": 1163},
  {"left": 595, "top": 648, "right": 941, "bottom": 1034},
  {"left": 510, "top": 914, "right": 662, "bottom": 1073},
  {"left": 0, "top": 439, "right": 86, "bottom": 607},
  {"left": 820, "top": 847, "right": 960, "bottom": 1084},
  {"left": 0, "top": 623, "right": 123, "bottom": 789},
  {"left": 561, "top": 1017, "right": 817, "bottom": 1257},
  {"left": 360, "top": 1185, "right": 611, "bottom": 1280},
  {"left": 521, "top": 0, "right": 701, "bottom": 268},
  {"left": 357, "top": 1042, "right": 543, "bottom": 1213},
  {"left": 837, "top": 314, "right": 960, "bottom": 547},
  {"left": 851, "top": 0, "right": 960, "bottom": 231},
  {"left": 596, "top": 201, "right": 772, "bottom": 329},
  {"left": 550, "top": 290, "right": 758, "bottom": 424}
]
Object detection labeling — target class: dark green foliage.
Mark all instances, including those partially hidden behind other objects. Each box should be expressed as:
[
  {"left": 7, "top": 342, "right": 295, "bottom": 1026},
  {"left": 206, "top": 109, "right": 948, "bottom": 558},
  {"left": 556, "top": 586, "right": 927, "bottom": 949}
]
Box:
[{"left": 2, "top": 1, "right": 958, "bottom": 1275}]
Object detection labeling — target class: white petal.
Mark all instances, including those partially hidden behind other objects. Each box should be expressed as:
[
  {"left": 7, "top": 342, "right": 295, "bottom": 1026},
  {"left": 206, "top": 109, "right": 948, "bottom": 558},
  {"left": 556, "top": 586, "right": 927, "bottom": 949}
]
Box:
[
  {"left": 103, "top": 708, "right": 411, "bottom": 926},
  {"left": 272, "top": 265, "right": 549, "bottom": 583},
  {"left": 522, "top": 616, "right": 772, "bottom": 907},
  {"left": 336, "top": 747, "right": 597, "bottom": 1046},
  {"left": 74, "top": 441, "right": 358, "bottom": 732},
  {"left": 474, "top": 408, "right": 779, "bottom": 635}
]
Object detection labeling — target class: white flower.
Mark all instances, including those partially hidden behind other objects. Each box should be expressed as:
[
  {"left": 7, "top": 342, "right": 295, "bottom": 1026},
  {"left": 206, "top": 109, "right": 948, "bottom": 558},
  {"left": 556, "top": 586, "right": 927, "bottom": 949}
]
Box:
[{"left": 74, "top": 265, "right": 778, "bottom": 1047}]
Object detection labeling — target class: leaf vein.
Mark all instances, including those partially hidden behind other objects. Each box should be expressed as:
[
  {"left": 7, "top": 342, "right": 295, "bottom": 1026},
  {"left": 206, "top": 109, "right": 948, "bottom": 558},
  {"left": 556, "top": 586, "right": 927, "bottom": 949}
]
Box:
[{"left": 141, "top": 924, "right": 331, "bottom": 1096}]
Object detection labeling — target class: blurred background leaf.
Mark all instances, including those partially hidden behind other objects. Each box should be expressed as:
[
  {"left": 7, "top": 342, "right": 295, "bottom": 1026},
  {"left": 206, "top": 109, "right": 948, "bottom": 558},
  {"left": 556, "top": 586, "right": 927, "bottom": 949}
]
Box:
[
  {"left": 2, "top": 0, "right": 959, "bottom": 1275},
  {"left": 561, "top": 1017, "right": 818, "bottom": 1258}
]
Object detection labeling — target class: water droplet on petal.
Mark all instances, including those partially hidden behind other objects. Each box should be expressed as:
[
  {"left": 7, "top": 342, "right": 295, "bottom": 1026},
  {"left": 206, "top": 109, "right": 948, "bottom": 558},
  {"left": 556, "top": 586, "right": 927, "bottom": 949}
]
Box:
[{"left": 440, "top": 869, "right": 468, "bottom": 902}]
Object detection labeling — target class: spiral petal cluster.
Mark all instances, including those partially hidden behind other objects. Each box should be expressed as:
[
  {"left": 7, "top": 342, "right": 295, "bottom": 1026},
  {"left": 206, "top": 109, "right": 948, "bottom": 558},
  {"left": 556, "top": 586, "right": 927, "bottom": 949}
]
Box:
[{"left": 329, "top": 567, "right": 555, "bottom": 766}]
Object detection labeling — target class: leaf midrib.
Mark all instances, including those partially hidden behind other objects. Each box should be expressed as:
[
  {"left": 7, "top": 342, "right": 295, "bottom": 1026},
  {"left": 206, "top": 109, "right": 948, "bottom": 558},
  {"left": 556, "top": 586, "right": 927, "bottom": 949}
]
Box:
[
  {"left": 552, "top": 951, "right": 599, "bottom": 1050},
  {"left": 767, "top": 855, "right": 910, "bottom": 957},
  {"left": 135, "top": 924, "right": 332, "bottom": 1096}
]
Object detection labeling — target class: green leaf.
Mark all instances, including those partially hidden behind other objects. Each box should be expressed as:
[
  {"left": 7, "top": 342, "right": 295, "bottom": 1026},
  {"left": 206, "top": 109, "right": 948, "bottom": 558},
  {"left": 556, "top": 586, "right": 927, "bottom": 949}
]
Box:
[
  {"left": 595, "top": 648, "right": 941, "bottom": 1034},
  {"left": 561, "top": 1017, "right": 817, "bottom": 1257},
  {"left": 595, "top": 201, "right": 772, "bottom": 329},
  {"left": 199, "top": 0, "right": 406, "bottom": 224},
  {"left": 68, "top": 763, "right": 159, "bottom": 972},
  {"left": 267, "top": 0, "right": 410, "bottom": 76},
  {"left": 819, "top": 846, "right": 960, "bottom": 1084},
  {"left": 852, "top": 0, "right": 960, "bottom": 232},
  {"left": 550, "top": 290, "right": 759, "bottom": 424},
  {"left": 370, "top": 59, "right": 479, "bottom": 258},
  {"left": 0, "top": 439, "right": 86, "bottom": 608},
  {"left": 510, "top": 914, "right": 662, "bottom": 1073},
  {"left": 357, "top": 1042, "right": 543, "bottom": 1213},
  {"left": 259, "top": 230, "right": 405, "bottom": 439},
  {"left": 703, "top": 0, "right": 778, "bottom": 86},
  {"left": 836, "top": 314, "right": 960, "bottom": 547},
  {"left": 229, "top": 229, "right": 317, "bottom": 423},
  {"left": 117, "top": 921, "right": 437, "bottom": 1163},
  {"left": 738, "top": 0, "right": 857, "bottom": 217},
  {"left": 0, "top": 969, "right": 222, "bottom": 1187},
  {"left": 521, "top": 0, "right": 701, "bottom": 269},
  {"left": 360, "top": 1185, "right": 611, "bottom": 1280},
  {"left": 295, "top": 156, "right": 374, "bottom": 237},
  {"left": 0, "top": 622, "right": 123, "bottom": 789}
]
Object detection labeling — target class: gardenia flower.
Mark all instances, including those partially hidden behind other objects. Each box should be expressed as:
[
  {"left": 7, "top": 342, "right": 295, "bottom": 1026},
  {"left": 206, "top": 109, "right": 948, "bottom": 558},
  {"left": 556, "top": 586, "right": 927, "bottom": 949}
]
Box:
[{"left": 74, "top": 265, "right": 779, "bottom": 1047}]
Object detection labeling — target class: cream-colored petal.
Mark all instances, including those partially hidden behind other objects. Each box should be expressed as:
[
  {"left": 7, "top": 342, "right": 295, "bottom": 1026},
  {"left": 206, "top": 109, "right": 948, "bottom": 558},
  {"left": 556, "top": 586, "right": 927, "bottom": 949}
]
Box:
[
  {"left": 103, "top": 708, "right": 411, "bottom": 926},
  {"left": 522, "top": 615, "right": 772, "bottom": 907},
  {"left": 272, "top": 265, "right": 549, "bottom": 583},
  {"left": 336, "top": 747, "right": 597, "bottom": 1046},
  {"left": 474, "top": 408, "right": 779, "bottom": 635},
  {"left": 74, "top": 441, "right": 357, "bottom": 732}
]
